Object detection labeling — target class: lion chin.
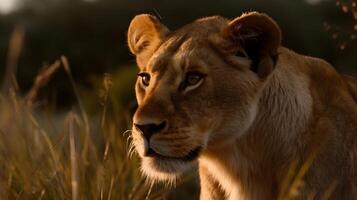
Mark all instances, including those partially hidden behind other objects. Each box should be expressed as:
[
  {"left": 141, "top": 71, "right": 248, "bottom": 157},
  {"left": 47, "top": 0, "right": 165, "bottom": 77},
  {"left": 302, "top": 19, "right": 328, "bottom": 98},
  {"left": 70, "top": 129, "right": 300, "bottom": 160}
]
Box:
[{"left": 140, "top": 157, "right": 194, "bottom": 183}]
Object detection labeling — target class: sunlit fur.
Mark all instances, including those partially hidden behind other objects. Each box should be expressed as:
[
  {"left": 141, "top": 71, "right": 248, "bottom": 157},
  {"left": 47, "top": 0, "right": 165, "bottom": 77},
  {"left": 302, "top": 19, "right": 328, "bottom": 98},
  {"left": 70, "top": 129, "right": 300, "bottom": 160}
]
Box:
[{"left": 127, "top": 12, "right": 357, "bottom": 199}]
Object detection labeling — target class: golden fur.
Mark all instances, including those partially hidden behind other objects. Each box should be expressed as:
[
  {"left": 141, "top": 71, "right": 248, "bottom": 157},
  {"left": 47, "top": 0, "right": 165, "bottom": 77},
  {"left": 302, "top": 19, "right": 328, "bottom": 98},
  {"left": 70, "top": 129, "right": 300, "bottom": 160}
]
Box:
[{"left": 127, "top": 12, "right": 357, "bottom": 199}]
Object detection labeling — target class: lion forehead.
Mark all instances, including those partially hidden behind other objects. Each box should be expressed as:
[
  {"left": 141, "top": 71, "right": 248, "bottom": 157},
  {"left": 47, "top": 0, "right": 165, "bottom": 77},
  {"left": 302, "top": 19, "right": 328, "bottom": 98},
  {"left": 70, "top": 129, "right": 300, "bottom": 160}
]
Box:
[{"left": 147, "top": 38, "right": 207, "bottom": 75}]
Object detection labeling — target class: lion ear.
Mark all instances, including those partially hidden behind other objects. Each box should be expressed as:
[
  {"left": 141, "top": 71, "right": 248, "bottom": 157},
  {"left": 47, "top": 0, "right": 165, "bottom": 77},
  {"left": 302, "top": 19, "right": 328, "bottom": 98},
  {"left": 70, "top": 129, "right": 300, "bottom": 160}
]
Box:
[
  {"left": 227, "top": 12, "right": 282, "bottom": 78},
  {"left": 127, "top": 14, "right": 170, "bottom": 67}
]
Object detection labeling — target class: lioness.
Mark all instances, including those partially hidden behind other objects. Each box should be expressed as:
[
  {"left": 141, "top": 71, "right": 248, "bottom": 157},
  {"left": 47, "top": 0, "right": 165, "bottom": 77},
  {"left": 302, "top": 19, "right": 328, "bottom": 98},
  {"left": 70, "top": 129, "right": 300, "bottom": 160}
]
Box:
[{"left": 127, "top": 12, "right": 357, "bottom": 199}]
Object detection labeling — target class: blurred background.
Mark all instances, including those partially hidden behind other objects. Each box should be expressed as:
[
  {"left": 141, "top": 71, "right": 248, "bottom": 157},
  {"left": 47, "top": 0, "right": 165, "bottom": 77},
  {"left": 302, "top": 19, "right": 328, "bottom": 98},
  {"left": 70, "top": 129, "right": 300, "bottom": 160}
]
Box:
[
  {"left": 1, "top": 0, "right": 357, "bottom": 107},
  {"left": 0, "top": 0, "right": 356, "bottom": 199}
]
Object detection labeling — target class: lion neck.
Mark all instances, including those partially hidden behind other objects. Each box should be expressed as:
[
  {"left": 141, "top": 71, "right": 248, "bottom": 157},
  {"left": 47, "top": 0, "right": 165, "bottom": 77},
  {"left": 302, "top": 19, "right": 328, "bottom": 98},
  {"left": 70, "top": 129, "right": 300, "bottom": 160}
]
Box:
[{"left": 200, "top": 55, "right": 313, "bottom": 199}]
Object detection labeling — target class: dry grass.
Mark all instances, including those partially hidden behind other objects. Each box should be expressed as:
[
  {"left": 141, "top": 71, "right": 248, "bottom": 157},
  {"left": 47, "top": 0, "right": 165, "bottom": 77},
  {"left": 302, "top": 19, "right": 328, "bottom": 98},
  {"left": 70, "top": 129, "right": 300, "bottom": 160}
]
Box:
[
  {"left": 0, "top": 27, "right": 197, "bottom": 200},
  {"left": 0, "top": 56, "right": 172, "bottom": 200}
]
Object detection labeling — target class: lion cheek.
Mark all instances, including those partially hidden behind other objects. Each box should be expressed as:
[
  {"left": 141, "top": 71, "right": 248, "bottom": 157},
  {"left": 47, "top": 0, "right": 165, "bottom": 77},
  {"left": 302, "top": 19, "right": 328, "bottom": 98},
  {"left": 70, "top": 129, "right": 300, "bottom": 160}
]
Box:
[{"left": 132, "top": 131, "right": 149, "bottom": 157}]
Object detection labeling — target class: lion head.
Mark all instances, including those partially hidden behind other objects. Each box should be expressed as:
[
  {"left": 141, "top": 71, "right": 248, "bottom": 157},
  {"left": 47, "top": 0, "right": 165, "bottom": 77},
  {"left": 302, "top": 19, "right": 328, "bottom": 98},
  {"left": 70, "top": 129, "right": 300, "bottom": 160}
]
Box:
[{"left": 127, "top": 12, "right": 282, "bottom": 182}]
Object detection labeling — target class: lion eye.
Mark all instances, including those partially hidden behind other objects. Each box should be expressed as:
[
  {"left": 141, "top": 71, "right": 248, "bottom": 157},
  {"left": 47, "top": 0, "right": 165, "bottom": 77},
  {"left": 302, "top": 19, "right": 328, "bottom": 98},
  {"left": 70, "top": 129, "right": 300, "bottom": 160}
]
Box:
[
  {"left": 186, "top": 73, "right": 202, "bottom": 86},
  {"left": 138, "top": 72, "right": 150, "bottom": 87},
  {"left": 181, "top": 71, "right": 205, "bottom": 92}
]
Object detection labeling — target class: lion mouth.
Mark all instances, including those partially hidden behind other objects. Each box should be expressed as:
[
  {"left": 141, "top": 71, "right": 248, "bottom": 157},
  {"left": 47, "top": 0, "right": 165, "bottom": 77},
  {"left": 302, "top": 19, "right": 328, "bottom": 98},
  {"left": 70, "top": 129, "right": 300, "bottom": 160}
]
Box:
[{"left": 146, "top": 146, "right": 202, "bottom": 162}]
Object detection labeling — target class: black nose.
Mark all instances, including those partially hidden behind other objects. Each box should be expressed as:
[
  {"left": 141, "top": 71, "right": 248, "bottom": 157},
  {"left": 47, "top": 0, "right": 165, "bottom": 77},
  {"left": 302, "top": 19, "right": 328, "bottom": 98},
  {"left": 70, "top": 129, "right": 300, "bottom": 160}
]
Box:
[{"left": 134, "top": 121, "right": 167, "bottom": 141}]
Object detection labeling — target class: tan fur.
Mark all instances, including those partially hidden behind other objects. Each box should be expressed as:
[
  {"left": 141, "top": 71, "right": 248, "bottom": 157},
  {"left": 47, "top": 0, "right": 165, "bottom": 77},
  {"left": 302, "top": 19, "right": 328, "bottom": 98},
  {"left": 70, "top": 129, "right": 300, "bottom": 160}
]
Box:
[{"left": 127, "top": 12, "right": 357, "bottom": 199}]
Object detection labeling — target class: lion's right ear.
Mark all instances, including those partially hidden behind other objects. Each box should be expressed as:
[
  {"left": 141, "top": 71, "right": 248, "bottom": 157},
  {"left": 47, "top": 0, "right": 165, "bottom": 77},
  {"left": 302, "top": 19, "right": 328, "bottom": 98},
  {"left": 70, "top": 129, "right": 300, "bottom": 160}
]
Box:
[{"left": 127, "top": 14, "right": 169, "bottom": 67}]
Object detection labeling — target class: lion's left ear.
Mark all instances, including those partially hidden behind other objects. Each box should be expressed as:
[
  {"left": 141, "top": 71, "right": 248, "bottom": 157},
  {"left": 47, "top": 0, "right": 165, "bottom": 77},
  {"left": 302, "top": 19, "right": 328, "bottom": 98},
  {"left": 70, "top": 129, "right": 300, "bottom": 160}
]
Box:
[{"left": 227, "top": 12, "right": 282, "bottom": 78}]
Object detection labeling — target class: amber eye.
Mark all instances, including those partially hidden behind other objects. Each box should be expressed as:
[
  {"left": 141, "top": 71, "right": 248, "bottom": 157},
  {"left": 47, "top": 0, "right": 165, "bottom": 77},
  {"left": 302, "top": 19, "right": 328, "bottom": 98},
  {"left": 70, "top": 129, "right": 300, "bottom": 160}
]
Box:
[
  {"left": 185, "top": 72, "right": 202, "bottom": 86},
  {"left": 138, "top": 72, "right": 150, "bottom": 87},
  {"left": 181, "top": 71, "right": 205, "bottom": 92}
]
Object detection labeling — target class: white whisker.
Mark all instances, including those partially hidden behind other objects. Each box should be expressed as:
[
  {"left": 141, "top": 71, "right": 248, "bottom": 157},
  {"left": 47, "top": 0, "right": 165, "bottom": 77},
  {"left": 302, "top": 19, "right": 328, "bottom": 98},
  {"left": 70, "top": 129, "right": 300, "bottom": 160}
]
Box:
[{"left": 122, "top": 129, "right": 132, "bottom": 137}]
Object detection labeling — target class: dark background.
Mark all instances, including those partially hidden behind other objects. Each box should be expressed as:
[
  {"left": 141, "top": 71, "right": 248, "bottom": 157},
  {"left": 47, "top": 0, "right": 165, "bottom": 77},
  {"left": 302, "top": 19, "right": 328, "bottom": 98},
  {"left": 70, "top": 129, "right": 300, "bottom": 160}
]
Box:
[{"left": 0, "top": 0, "right": 356, "bottom": 107}]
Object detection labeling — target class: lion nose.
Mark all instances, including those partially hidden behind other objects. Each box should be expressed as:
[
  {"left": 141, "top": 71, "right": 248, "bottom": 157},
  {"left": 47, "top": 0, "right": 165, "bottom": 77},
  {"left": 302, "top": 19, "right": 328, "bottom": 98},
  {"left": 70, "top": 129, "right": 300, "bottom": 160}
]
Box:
[{"left": 134, "top": 121, "right": 167, "bottom": 141}]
